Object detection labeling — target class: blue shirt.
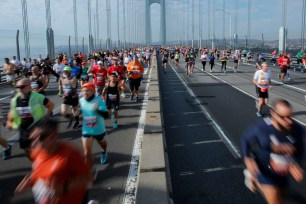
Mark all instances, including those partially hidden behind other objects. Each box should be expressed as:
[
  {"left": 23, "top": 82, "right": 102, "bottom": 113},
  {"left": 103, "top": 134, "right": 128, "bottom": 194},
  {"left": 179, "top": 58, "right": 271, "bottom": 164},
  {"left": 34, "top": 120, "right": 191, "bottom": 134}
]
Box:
[{"left": 79, "top": 96, "right": 107, "bottom": 135}]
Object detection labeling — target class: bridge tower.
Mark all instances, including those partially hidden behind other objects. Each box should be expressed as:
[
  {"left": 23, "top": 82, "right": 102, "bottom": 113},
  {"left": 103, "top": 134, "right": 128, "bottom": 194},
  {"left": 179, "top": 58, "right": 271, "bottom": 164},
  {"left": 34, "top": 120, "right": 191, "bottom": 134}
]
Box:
[{"left": 145, "top": 0, "right": 166, "bottom": 45}]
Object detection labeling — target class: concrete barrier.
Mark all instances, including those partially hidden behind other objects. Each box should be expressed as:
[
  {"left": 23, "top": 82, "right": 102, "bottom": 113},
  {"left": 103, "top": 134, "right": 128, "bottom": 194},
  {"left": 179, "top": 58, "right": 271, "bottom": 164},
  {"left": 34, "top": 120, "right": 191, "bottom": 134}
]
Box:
[{"left": 136, "top": 56, "right": 169, "bottom": 204}]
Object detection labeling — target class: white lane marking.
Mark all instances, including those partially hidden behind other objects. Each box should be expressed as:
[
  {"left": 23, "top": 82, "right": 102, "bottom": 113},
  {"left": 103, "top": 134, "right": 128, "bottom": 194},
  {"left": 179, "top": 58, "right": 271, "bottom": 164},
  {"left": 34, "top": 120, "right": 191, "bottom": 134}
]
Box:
[
  {"left": 179, "top": 164, "right": 244, "bottom": 176},
  {"left": 193, "top": 63, "right": 306, "bottom": 127},
  {"left": 192, "top": 139, "right": 222, "bottom": 145},
  {"left": 122, "top": 63, "right": 153, "bottom": 204},
  {"left": 169, "top": 63, "right": 241, "bottom": 158},
  {"left": 0, "top": 95, "right": 13, "bottom": 101}
]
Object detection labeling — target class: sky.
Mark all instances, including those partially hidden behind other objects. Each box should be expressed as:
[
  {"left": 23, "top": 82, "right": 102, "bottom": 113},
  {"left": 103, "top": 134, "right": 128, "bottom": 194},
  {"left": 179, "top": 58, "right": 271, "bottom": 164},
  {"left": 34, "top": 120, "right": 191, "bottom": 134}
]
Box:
[{"left": 0, "top": 0, "right": 305, "bottom": 49}]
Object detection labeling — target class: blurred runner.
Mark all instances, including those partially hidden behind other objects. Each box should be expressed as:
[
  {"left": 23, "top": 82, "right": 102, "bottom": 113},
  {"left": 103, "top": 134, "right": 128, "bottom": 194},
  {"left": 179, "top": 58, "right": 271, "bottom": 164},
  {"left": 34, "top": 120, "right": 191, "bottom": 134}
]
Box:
[
  {"left": 6, "top": 79, "right": 54, "bottom": 158},
  {"left": 241, "top": 99, "right": 304, "bottom": 204},
  {"left": 15, "top": 116, "right": 92, "bottom": 204}
]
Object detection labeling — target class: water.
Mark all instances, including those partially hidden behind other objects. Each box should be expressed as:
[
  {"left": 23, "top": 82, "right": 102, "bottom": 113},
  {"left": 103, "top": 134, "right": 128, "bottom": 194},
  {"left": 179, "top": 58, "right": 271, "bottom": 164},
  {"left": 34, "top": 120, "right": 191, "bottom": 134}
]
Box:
[{"left": 0, "top": 46, "right": 47, "bottom": 66}]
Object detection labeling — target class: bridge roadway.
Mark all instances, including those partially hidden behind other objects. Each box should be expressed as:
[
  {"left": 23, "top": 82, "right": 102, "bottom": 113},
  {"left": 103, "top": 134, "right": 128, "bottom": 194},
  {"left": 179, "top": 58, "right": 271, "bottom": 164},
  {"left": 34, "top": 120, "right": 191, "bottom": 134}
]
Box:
[{"left": 159, "top": 55, "right": 306, "bottom": 203}]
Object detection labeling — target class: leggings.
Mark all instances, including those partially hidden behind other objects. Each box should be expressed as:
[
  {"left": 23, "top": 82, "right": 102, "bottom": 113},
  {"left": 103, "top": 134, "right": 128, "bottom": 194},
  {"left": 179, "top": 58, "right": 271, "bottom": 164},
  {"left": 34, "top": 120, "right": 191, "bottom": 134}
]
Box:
[
  {"left": 221, "top": 61, "right": 227, "bottom": 71},
  {"left": 201, "top": 61, "right": 207, "bottom": 70}
]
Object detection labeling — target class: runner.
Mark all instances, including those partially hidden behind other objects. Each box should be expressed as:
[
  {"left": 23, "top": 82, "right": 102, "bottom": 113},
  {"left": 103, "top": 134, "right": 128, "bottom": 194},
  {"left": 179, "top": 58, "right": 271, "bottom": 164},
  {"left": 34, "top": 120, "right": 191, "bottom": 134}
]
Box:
[
  {"left": 80, "top": 61, "right": 89, "bottom": 87},
  {"left": 271, "top": 50, "right": 277, "bottom": 66},
  {"left": 174, "top": 51, "right": 180, "bottom": 68},
  {"left": 126, "top": 55, "right": 144, "bottom": 102},
  {"left": 209, "top": 52, "right": 215, "bottom": 72},
  {"left": 162, "top": 50, "right": 169, "bottom": 73},
  {"left": 233, "top": 50, "right": 240, "bottom": 72},
  {"left": 220, "top": 52, "right": 228, "bottom": 73},
  {"left": 201, "top": 50, "right": 208, "bottom": 72},
  {"left": 253, "top": 62, "right": 272, "bottom": 117},
  {"left": 53, "top": 58, "right": 65, "bottom": 82},
  {"left": 87, "top": 61, "right": 108, "bottom": 96},
  {"left": 79, "top": 83, "right": 109, "bottom": 166},
  {"left": 58, "top": 66, "right": 80, "bottom": 129},
  {"left": 107, "top": 57, "right": 127, "bottom": 98},
  {"left": 185, "top": 53, "right": 191, "bottom": 76},
  {"left": 15, "top": 116, "right": 92, "bottom": 204},
  {"left": 29, "top": 66, "right": 47, "bottom": 95},
  {"left": 241, "top": 99, "right": 304, "bottom": 204},
  {"left": 277, "top": 52, "right": 290, "bottom": 83},
  {"left": 6, "top": 79, "right": 54, "bottom": 158},
  {"left": 3, "top": 58, "right": 17, "bottom": 93},
  {"left": 102, "top": 73, "right": 122, "bottom": 129},
  {"left": 189, "top": 50, "right": 196, "bottom": 74}
]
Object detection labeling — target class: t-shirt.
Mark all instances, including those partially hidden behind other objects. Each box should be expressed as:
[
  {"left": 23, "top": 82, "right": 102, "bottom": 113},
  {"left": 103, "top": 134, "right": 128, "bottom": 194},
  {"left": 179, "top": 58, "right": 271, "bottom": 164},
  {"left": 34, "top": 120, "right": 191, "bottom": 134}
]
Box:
[
  {"left": 30, "top": 142, "right": 90, "bottom": 204},
  {"left": 241, "top": 118, "right": 304, "bottom": 175},
  {"left": 126, "top": 61, "right": 144, "bottom": 79},
  {"left": 79, "top": 96, "right": 107, "bottom": 135},
  {"left": 278, "top": 56, "right": 290, "bottom": 68},
  {"left": 91, "top": 66, "right": 108, "bottom": 86},
  {"left": 201, "top": 54, "right": 207, "bottom": 61},
  {"left": 253, "top": 69, "right": 271, "bottom": 89},
  {"left": 107, "top": 65, "right": 125, "bottom": 79}
]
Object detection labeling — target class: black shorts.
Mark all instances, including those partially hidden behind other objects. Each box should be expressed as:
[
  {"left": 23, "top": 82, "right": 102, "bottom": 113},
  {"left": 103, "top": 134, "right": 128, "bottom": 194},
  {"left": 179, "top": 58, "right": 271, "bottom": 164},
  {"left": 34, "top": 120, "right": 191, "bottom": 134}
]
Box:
[
  {"left": 256, "top": 86, "right": 268, "bottom": 98},
  {"left": 297, "top": 59, "right": 302, "bottom": 64},
  {"left": 162, "top": 59, "right": 168, "bottom": 64},
  {"left": 129, "top": 77, "right": 141, "bottom": 91},
  {"left": 234, "top": 59, "right": 239, "bottom": 63},
  {"left": 63, "top": 96, "right": 79, "bottom": 107},
  {"left": 82, "top": 132, "right": 106, "bottom": 142},
  {"left": 19, "top": 129, "right": 31, "bottom": 149},
  {"left": 107, "top": 102, "right": 120, "bottom": 110},
  {"left": 280, "top": 68, "right": 287, "bottom": 74},
  {"left": 175, "top": 59, "right": 179, "bottom": 62}
]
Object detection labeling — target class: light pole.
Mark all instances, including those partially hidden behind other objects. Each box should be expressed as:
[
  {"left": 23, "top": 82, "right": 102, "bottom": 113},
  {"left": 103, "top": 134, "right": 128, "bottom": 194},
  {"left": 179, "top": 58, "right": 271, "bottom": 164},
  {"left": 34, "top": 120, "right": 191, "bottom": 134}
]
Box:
[
  {"left": 73, "top": 0, "right": 78, "bottom": 52},
  {"left": 192, "top": 0, "right": 194, "bottom": 48},
  {"left": 199, "top": 0, "right": 202, "bottom": 49},
  {"left": 216, "top": 9, "right": 232, "bottom": 49},
  {"left": 248, "top": 0, "right": 251, "bottom": 49},
  {"left": 302, "top": 0, "right": 306, "bottom": 51}
]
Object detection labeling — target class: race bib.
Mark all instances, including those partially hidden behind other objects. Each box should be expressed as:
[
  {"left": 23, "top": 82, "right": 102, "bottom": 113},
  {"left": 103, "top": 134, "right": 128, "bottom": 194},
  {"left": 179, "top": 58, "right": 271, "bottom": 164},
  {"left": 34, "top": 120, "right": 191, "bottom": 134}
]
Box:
[
  {"left": 84, "top": 116, "right": 97, "bottom": 128},
  {"left": 97, "top": 76, "right": 103, "bottom": 82},
  {"left": 32, "top": 179, "right": 55, "bottom": 203},
  {"left": 108, "top": 94, "right": 117, "bottom": 101},
  {"left": 16, "top": 106, "right": 32, "bottom": 118},
  {"left": 31, "top": 82, "right": 39, "bottom": 90}
]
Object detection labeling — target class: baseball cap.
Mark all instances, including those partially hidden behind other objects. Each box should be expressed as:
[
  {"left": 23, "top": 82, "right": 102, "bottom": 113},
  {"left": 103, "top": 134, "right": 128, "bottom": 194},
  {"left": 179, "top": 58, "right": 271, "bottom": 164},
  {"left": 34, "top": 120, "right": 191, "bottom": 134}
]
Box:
[
  {"left": 64, "top": 66, "right": 72, "bottom": 72},
  {"left": 98, "top": 61, "right": 103, "bottom": 65},
  {"left": 112, "top": 57, "right": 119, "bottom": 61},
  {"left": 82, "top": 83, "right": 95, "bottom": 92}
]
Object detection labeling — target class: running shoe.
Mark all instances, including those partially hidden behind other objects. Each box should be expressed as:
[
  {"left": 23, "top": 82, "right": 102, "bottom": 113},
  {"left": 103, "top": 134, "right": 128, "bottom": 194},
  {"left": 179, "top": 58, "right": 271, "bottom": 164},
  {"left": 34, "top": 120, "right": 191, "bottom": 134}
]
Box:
[
  {"left": 100, "top": 152, "right": 108, "bottom": 164},
  {"left": 113, "top": 121, "right": 118, "bottom": 129},
  {"left": 278, "top": 74, "right": 281, "bottom": 79},
  {"left": 121, "top": 92, "right": 126, "bottom": 98},
  {"left": 243, "top": 169, "right": 257, "bottom": 193},
  {"left": 58, "top": 93, "right": 63, "bottom": 97},
  {"left": 10, "top": 90, "right": 15, "bottom": 94},
  {"left": 72, "top": 121, "right": 80, "bottom": 129},
  {"left": 130, "top": 95, "right": 134, "bottom": 101},
  {"left": 111, "top": 113, "right": 115, "bottom": 120},
  {"left": 3, "top": 145, "right": 11, "bottom": 160},
  {"left": 256, "top": 111, "right": 262, "bottom": 117}
]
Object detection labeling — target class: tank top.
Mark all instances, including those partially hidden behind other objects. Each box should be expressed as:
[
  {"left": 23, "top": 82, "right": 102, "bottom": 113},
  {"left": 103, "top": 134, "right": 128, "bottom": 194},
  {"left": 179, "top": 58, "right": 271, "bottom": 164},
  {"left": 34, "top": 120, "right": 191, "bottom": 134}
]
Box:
[
  {"left": 31, "top": 75, "right": 43, "bottom": 91},
  {"left": 106, "top": 82, "right": 119, "bottom": 103}
]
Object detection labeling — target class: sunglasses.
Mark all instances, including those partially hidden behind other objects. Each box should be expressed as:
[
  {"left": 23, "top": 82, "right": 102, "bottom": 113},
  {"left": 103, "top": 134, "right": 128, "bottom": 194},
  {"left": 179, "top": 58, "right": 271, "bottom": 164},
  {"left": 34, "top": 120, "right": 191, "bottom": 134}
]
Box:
[
  {"left": 271, "top": 109, "right": 292, "bottom": 120},
  {"left": 15, "top": 85, "right": 29, "bottom": 89}
]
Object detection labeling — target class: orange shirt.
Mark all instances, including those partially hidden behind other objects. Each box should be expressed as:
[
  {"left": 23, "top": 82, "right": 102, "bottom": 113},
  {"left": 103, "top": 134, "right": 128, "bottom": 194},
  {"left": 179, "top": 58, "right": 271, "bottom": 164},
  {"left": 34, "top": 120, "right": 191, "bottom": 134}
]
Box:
[
  {"left": 126, "top": 61, "right": 144, "bottom": 79},
  {"left": 30, "top": 142, "right": 90, "bottom": 204}
]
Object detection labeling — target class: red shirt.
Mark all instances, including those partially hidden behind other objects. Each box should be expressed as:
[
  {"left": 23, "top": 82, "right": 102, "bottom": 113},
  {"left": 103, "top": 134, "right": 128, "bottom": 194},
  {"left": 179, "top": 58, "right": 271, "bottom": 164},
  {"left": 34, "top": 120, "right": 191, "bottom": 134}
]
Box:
[
  {"left": 91, "top": 65, "right": 108, "bottom": 86},
  {"left": 278, "top": 56, "right": 290, "bottom": 68},
  {"left": 107, "top": 65, "right": 125, "bottom": 80},
  {"left": 30, "top": 142, "right": 90, "bottom": 204}
]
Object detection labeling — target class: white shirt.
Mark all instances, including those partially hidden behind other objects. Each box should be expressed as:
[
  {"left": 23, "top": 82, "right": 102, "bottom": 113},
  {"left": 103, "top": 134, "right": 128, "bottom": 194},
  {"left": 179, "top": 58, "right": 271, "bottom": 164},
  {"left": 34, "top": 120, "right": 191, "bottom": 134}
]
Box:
[
  {"left": 11, "top": 59, "right": 21, "bottom": 66},
  {"left": 201, "top": 54, "right": 208, "bottom": 61},
  {"left": 53, "top": 63, "right": 64, "bottom": 75},
  {"left": 253, "top": 69, "right": 271, "bottom": 89}
]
